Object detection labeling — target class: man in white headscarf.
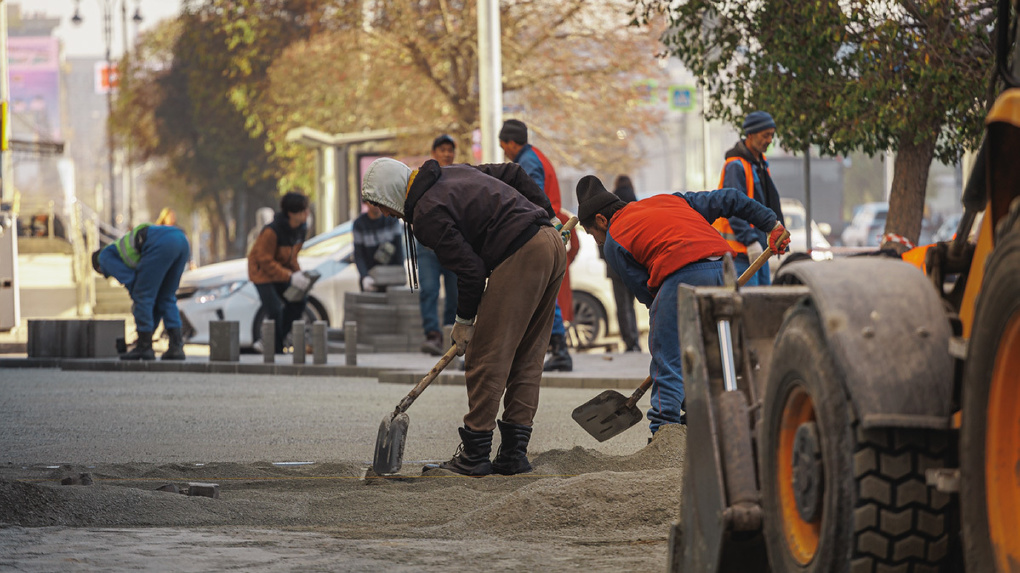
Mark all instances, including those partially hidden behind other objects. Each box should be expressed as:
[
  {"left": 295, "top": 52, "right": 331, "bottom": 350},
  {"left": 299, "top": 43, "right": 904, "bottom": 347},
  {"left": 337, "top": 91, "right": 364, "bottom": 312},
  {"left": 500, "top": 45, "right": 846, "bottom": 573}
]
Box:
[{"left": 362, "top": 157, "right": 567, "bottom": 477}]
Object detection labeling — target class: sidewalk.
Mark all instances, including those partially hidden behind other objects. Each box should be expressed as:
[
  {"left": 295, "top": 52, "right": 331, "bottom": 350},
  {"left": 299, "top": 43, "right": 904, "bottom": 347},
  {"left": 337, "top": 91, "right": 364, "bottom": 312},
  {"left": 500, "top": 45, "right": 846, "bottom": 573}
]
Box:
[{"left": 0, "top": 331, "right": 652, "bottom": 390}]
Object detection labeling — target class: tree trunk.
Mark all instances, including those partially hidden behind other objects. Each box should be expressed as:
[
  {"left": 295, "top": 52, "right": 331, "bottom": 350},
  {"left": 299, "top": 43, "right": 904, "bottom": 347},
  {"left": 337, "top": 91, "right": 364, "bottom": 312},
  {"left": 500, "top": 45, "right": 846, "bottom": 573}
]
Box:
[{"left": 883, "top": 135, "right": 936, "bottom": 254}]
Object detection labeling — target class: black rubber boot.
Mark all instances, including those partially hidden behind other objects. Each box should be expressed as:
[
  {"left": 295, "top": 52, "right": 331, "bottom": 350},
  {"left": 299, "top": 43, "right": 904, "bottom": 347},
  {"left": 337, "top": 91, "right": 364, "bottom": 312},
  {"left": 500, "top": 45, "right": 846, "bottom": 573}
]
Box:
[
  {"left": 543, "top": 333, "right": 573, "bottom": 372},
  {"left": 491, "top": 420, "right": 534, "bottom": 475},
  {"left": 431, "top": 426, "right": 493, "bottom": 476},
  {"left": 120, "top": 331, "right": 155, "bottom": 361},
  {"left": 162, "top": 328, "right": 186, "bottom": 360}
]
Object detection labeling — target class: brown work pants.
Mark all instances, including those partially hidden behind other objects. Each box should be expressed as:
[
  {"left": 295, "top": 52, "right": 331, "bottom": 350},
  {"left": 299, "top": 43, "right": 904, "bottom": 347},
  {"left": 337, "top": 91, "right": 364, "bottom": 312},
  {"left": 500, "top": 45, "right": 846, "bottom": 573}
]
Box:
[{"left": 462, "top": 226, "right": 567, "bottom": 431}]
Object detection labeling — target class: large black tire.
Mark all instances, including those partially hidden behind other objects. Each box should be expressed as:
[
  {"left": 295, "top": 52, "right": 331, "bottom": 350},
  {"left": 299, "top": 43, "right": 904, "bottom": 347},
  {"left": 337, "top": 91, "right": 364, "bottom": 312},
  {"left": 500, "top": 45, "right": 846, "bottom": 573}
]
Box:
[
  {"left": 960, "top": 199, "right": 1020, "bottom": 572},
  {"left": 760, "top": 300, "right": 952, "bottom": 573}
]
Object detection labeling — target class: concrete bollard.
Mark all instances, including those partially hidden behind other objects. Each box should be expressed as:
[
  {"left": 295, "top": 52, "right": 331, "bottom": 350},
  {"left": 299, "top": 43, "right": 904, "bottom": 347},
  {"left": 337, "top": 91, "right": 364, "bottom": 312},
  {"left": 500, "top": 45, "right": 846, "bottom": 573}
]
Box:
[
  {"left": 292, "top": 320, "right": 306, "bottom": 365},
  {"left": 262, "top": 320, "right": 275, "bottom": 363},
  {"left": 209, "top": 321, "right": 240, "bottom": 362},
  {"left": 344, "top": 320, "right": 357, "bottom": 366},
  {"left": 312, "top": 321, "right": 328, "bottom": 365}
]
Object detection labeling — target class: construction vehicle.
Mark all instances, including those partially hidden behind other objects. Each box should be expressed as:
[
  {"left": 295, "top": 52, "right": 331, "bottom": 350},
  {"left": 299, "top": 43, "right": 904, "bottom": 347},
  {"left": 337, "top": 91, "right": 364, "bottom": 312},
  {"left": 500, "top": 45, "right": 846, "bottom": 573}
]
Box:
[{"left": 668, "top": 1, "right": 1020, "bottom": 571}]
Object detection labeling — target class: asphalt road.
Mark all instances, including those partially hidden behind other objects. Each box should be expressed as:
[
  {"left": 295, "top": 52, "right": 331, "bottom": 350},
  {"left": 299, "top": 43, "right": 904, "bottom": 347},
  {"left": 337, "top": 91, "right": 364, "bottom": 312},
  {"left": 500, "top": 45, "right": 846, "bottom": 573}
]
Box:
[{"left": 0, "top": 368, "right": 651, "bottom": 466}]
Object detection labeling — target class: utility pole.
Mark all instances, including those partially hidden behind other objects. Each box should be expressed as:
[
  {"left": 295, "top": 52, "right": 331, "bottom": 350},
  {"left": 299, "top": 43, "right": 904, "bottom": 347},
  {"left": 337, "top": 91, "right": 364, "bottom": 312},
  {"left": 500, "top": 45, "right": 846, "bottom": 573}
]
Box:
[
  {"left": 0, "top": 0, "right": 22, "bottom": 331},
  {"left": 477, "top": 0, "right": 503, "bottom": 163}
]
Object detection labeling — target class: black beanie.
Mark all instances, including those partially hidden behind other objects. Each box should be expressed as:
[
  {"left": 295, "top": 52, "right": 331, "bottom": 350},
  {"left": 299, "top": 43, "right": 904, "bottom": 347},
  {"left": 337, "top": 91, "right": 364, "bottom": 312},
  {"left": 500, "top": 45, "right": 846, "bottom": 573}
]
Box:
[
  {"left": 576, "top": 176, "right": 624, "bottom": 221},
  {"left": 498, "top": 119, "right": 528, "bottom": 144}
]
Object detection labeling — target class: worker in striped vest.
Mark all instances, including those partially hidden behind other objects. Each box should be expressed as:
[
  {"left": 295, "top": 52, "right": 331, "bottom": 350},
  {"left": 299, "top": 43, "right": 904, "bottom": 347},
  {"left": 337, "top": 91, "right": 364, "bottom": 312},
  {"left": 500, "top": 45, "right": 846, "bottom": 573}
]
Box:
[
  {"left": 92, "top": 223, "right": 191, "bottom": 360},
  {"left": 712, "top": 111, "right": 786, "bottom": 285}
]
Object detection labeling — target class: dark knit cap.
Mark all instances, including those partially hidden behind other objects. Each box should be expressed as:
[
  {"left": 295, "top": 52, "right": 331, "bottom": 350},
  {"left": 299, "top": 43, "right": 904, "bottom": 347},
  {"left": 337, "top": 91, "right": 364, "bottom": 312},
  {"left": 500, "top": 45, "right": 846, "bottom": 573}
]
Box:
[
  {"left": 498, "top": 119, "right": 528, "bottom": 144},
  {"left": 432, "top": 134, "right": 455, "bottom": 150},
  {"left": 576, "top": 175, "right": 624, "bottom": 221},
  {"left": 743, "top": 111, "right": 776, "bottom": 135}
]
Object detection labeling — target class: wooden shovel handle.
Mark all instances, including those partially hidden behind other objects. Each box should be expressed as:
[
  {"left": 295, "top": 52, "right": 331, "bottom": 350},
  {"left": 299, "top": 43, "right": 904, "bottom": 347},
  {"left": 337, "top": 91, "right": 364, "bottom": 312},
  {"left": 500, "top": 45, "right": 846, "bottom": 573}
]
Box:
[
  {"left": 395, "top": 345, "right": 459, "bottom": 414},
  {"left": 737, "top": 229, "right": 790, "bottom": 287},
  {"left": 624, "top": 376, "right": 654, "bottom": 409},
  {"left": 561, "top": 216, "right": 579, "bottom": 233}
]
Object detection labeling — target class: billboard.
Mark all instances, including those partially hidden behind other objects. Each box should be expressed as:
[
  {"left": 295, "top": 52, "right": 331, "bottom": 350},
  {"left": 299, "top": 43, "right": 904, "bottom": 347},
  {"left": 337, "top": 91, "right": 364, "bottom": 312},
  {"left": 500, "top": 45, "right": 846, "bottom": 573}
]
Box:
[{"left": 8, "top": 37, "right": 62, "bottom": 141}]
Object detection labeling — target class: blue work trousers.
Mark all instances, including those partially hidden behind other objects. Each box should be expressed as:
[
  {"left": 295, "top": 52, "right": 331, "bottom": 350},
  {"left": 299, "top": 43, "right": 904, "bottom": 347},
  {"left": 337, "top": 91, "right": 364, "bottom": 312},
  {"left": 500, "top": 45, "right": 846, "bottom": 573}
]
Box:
[
  {"left": 132, "top": 228, "right": 190, "bottom": 333},
  {"left": 415, "top": 240, "right": 458, "bottom": 335},
  {"left": 647, "top": 260, "right": 725, "bottom": 434}
]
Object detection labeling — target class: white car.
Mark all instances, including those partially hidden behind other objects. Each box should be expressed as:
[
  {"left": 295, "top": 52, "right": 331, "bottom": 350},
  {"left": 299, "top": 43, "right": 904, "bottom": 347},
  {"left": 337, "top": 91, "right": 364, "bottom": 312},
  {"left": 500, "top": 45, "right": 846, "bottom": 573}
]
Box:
[
  {"left": 177, "top": 221, "right": 364, "bottom": 348},
  {"left": 775, "top": 198, "right": 833, "bottom": 266},
  {"left": 177, "top": 219, "right": 643, "bottom": 351},
  {"left": 568, "top": 227, "right": 649, "bottom": 348}
]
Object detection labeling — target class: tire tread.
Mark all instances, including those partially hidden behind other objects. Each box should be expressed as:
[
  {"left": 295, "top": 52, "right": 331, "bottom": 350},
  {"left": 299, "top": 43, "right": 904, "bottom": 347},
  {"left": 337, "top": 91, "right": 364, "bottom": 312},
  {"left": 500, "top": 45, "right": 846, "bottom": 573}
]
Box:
[{"left": 852, "top": 427, "right": 951, "bottom": 572}]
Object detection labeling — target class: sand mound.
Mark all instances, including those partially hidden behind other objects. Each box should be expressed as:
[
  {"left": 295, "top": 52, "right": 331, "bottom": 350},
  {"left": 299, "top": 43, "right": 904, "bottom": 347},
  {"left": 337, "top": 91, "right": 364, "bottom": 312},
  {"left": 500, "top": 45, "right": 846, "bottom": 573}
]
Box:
[
  {"left": 0, "top": 425, "right": 687, "bottom": 538},
  {"left": 531, "top": 423, "right": 685, "bottom": 475}
]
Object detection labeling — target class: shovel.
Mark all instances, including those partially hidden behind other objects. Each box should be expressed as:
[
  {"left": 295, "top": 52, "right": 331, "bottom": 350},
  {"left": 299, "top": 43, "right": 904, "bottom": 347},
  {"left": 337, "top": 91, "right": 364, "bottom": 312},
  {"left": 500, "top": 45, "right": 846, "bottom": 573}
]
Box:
[
  {"left": 572, "top": 375, "right": 653, "bottom": 442},
  {"left": 570, "top": 232, "right": 790, "bottom": 442},
  {"left": 373, "top": 345, "right": 459, "bottom": 475}
]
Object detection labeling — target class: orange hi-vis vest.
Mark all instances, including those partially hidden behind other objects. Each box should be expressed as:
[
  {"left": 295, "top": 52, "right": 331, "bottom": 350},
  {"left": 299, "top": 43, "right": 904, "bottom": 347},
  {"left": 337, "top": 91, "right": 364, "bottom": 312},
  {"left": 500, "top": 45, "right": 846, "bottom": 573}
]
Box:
[{"left": 712, "top": 156, "right": 767, "bottom": 254}]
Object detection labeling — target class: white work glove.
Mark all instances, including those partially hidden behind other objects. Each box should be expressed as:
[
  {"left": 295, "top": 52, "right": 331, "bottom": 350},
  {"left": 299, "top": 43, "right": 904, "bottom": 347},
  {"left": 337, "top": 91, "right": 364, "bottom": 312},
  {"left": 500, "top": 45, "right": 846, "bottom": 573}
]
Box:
[
  {"left": 746, "top": 241, "right": 764, "bottom": 262},
  {"left": 290, "top": 270, "right": 311, "bottom": 291},
  {"left": 361, "top": 275, "right": 377, "bottom": 292},
  {"left": 452, "top": 318, "right": 475, "bottom": 357}
]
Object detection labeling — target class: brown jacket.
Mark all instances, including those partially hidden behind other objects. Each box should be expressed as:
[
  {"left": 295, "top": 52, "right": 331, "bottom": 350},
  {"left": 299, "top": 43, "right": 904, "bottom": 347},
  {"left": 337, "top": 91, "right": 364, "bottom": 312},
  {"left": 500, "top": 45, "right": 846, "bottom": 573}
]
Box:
[{"left": 247, "top": 213, "right": 305, "bottom": 284}]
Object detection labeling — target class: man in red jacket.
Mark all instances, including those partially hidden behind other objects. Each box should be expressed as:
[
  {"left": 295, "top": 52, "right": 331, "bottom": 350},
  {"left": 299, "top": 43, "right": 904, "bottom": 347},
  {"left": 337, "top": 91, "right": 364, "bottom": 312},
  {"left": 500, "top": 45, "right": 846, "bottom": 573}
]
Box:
[{"left": 576, "top": 176, "right": 789, "bottom": 436}]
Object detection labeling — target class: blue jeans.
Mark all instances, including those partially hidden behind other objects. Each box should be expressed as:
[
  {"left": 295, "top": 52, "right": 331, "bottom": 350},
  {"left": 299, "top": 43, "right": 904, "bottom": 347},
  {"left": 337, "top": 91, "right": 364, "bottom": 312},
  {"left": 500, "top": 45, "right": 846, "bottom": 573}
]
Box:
[
  {"left": 647, "top": 260, "right": 724, "bottom": 434},
  {"left": 734, "top": 254, "right": 771, "bottom": 286},
  {"left": 551, "top": 302, "right": 565, "bottom": 337},
  {"left": 416, "top": 240, "right": 458, "bottom": 335}
]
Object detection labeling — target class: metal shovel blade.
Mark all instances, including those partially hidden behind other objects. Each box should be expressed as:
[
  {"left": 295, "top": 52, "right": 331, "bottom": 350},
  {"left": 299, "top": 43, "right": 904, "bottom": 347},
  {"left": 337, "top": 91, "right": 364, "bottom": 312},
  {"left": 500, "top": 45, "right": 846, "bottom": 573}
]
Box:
[
  {"left": 372, "top": 411, "right": 409, "bottom": 475},
  {"left": 571, "top": 390, "right": 644, "bottom": 442}
]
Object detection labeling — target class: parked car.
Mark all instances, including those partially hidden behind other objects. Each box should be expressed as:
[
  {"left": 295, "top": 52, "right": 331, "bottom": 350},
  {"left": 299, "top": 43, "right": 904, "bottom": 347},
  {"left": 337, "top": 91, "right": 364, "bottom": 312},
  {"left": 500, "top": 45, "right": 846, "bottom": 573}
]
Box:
[
  {"left": 177, "top": 221, "right": 364, "bottom": 349},
  {"left": 177, "top": 219, "right": 640, "bottom": 351},
  {"left": 775, "top": 198, "right": 833, "bottom": 266},
  {"left": 841, "top": 201, "right": 888, "bottom": 247},
  {"left": 568, "top": 227, "right": 649, "bottom": 348},
  {"left": 932, "top": 212, "right": 964, "bottom": 243}
]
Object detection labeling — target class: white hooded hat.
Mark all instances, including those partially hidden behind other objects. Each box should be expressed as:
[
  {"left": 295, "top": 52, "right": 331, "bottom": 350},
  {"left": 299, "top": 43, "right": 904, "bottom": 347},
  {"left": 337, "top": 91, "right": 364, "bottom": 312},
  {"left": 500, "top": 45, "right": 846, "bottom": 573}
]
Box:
[{"left": 361, "top": 158, "right": 412, "bottom": 217}]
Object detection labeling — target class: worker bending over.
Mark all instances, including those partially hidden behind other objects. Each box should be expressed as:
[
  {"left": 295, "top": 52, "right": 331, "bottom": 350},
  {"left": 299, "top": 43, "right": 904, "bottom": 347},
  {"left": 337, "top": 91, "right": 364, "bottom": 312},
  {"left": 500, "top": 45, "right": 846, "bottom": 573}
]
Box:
[
  {"left": 575, "top": 176, "right": 789, "bottom": 436},
  {"left": 362, "top": 157, "right": 566, "bottom": 477}
]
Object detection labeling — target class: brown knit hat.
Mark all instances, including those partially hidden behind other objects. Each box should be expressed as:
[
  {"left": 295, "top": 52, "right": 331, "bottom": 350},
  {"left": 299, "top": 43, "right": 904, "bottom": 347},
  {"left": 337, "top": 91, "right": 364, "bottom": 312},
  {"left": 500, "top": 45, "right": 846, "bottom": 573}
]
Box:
[{"left": 576, "top": 175, "right": 624, "bottom": 221}]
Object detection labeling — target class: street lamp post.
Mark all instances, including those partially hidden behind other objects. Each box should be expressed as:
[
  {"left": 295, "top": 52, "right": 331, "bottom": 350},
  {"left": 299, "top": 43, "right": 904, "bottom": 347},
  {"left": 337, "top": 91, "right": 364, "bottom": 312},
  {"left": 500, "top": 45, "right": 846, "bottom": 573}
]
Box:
[{"left": 72, "top": 0, "right": 142, "bottom": 230}]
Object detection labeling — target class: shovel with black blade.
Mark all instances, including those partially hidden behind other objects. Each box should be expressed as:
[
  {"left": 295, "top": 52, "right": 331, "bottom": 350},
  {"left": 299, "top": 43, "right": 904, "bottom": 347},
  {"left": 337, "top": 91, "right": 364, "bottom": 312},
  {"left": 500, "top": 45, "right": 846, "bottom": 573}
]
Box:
[
  {"left": 571, "top": 375, "right": 653, "bottom": 442},
  {"left": 373, "top": 345, "right": 459, "bottom": 475},
  {"left": 570, "top": 231, "right": 790, "bottom": 442}
]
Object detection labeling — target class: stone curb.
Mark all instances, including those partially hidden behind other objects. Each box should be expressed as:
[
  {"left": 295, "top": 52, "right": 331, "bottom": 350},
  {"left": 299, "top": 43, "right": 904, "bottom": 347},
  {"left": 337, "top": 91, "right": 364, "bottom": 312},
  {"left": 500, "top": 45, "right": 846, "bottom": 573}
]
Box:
[{"left": 0, "top": 357, "right": 646, "bottom": 390}]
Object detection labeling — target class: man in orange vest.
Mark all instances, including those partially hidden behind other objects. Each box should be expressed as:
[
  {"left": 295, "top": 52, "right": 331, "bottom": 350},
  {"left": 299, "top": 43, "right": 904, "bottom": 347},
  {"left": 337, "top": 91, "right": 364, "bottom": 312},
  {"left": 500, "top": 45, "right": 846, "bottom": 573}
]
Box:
[{"left": 713, "top": 111, "right": 786, "bottom": 285}]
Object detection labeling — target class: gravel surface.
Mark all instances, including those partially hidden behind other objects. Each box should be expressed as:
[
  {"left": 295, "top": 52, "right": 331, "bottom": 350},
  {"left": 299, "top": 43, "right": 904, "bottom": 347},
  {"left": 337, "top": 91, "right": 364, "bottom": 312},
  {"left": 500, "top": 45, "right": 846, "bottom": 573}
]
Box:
[{"left": 0, "top": 368, "right": 683, "bottom": 572}]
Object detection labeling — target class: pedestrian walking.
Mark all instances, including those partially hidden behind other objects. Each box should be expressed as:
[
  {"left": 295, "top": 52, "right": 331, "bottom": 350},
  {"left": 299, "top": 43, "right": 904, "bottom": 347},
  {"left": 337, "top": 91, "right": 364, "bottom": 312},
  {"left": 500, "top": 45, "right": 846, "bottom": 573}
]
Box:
[
  {"left": 91, "top": 223, "right": 191, "bottom": 360},
  {"left": 362, "top": 156, "right": 566, "bottom": 476},
  {"left": 575, "top": 175, "right": 789, "bottom": 435},
  {"left": 714, "top": 110, "right": 786, "bottom": 285},
  {"left": 247, "top": 191, "right": 312, "bottom": 354},
  {"left": 499, "top": 119, "right": 574, "bottom": 371},
  {"left": 416, "top": 134, "right": 459, "bottom": 355}
]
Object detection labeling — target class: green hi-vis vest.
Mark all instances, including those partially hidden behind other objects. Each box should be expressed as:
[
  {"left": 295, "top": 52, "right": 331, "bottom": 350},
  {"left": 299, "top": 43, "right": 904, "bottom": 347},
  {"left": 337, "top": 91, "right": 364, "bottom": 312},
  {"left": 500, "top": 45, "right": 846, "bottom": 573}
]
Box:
[{"left": 114, "top": 223, "right": 152, "bottom": 269}]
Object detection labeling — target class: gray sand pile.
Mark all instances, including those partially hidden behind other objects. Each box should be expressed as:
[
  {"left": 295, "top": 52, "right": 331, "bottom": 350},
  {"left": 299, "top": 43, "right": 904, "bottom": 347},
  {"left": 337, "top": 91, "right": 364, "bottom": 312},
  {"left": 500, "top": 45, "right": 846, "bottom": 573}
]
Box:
[{"left": 0, "top": 424, "right": 687, "bottom": 542}]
